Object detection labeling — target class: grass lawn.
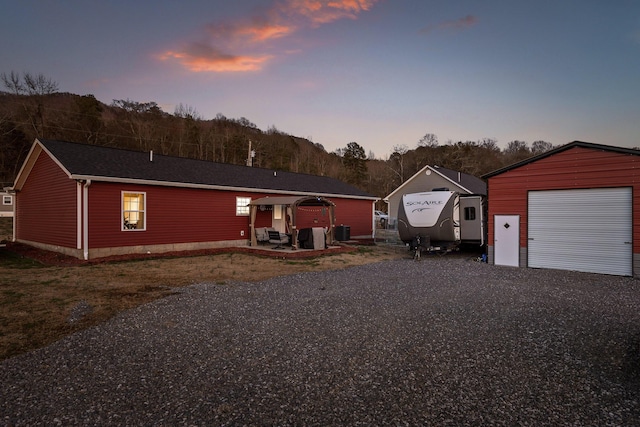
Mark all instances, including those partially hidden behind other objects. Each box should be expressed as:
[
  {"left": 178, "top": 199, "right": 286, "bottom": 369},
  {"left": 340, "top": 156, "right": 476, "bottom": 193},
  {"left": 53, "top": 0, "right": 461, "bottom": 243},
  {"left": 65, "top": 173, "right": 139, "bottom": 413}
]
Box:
[{"left": 0, "top": 218, "right": 405, "bottom": 360}]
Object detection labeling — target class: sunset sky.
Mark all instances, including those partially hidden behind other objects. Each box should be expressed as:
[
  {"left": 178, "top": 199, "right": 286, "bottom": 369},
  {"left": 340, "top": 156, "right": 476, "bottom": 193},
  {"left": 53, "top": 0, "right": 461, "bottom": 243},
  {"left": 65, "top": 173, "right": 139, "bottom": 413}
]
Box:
[{"left": 1, "top": 0, "right": 639, "bottom": 157}]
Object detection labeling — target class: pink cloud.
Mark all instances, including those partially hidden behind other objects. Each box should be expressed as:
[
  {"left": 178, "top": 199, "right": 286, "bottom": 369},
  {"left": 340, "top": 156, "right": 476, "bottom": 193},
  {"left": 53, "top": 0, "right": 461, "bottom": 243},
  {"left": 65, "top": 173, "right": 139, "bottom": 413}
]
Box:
[
  {"left": 158, "top": 0, "right": 380, "bottom": 73},
  {"left": 421, "top": 15, "right": 478, "bottom": 34},
  {"left": 158, "top": 43, "right": 272, "bottom": 73},
  {"left": 283, "top": 0, "right": 380, "bottom": 25},
  {"left": 206, "top": 18, "right": 296, "bottom": 44},
  {"left": 242, "top": 23, "right": 294, "bottom": 42}
]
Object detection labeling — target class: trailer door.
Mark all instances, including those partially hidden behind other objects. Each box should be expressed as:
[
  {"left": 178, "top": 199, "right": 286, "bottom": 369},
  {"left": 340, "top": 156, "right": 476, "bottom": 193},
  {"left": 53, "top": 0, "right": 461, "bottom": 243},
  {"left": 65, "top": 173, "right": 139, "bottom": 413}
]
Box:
[
  {"left": 528, "top": 188, "right": 632, "bottom": 276},
  {"left": 460, "top": 196, "right": 484, "bottom": 245}
]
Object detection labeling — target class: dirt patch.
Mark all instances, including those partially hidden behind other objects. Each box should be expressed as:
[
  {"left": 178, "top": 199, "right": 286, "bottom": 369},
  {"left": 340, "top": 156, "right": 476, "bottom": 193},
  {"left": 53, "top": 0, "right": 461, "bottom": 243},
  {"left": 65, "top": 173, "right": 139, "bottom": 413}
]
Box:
[{"left": 0, "top": 241, "right": 408, "bottom": 360}]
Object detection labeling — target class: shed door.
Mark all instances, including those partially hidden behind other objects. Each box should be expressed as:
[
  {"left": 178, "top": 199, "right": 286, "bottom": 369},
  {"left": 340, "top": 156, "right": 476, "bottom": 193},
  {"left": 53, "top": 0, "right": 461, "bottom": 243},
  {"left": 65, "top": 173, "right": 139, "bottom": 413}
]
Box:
[
  {"left": 528, "top": 188, "right": 632, "bottom": 276},
  {"left": 494, "top": 215, "right": 520, "bottom": 267}
]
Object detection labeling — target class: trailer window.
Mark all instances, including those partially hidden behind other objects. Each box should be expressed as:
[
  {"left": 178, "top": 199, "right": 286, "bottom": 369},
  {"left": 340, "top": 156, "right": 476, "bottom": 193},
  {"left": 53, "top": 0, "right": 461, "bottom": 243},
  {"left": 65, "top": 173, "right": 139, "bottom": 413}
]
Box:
[{"left": 464, "top": 207, "right": 476, "bottom": 221}]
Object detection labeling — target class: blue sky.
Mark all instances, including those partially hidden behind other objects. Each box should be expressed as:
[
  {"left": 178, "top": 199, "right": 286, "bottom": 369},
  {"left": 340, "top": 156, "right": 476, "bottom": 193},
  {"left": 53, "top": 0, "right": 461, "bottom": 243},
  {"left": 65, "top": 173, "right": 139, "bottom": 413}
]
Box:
[{"left": 1, "top": 0, "right": 639, "bottom": 157}]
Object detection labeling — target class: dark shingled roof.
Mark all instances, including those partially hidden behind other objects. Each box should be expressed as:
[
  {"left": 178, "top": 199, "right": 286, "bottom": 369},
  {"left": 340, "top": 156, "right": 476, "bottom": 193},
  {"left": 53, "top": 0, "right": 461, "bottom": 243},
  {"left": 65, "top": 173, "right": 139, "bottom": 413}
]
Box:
[
  {"left": 432, "top": 165, "right": 487, "bottom": 195},
  {"left": 38, "top": 139, "right": 374, "bottom": 199}
]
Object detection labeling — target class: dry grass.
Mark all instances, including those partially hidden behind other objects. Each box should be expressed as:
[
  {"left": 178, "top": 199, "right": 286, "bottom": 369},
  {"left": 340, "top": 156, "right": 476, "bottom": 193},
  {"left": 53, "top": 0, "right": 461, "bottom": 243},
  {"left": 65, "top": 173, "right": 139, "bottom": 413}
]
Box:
[{"left": 0, "top": 217, "right": 406, "bottom": 360}]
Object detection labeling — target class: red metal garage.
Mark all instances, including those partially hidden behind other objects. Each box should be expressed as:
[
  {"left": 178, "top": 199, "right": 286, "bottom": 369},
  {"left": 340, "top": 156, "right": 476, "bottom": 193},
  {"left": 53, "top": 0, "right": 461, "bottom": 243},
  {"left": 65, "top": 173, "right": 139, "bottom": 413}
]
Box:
[{"left": 483, "top": 141, "right": 640, "bottom": 277}]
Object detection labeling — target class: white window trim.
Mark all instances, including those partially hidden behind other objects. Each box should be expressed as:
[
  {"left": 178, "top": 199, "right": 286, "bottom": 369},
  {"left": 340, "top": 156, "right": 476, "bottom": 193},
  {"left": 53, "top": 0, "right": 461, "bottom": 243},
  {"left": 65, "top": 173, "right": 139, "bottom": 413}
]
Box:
[
  {"left": 2, "top": 195, "right": 12, "bottom": 205},
  {"left": 122, "top": 191, "right": 146, "bottom": 231},
  {"left": 236, "top": 196, "right": 251, "bottom": 216}
]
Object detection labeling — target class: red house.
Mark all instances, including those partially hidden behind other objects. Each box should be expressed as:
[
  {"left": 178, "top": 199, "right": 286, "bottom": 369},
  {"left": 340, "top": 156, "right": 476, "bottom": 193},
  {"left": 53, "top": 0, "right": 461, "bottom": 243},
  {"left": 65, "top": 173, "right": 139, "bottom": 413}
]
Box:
[
  {"left": 11, "top": 139, "right": 377, "bottom": 260},
  {"left": 483, "top": 141, "right": 640, "bottom": 277}
]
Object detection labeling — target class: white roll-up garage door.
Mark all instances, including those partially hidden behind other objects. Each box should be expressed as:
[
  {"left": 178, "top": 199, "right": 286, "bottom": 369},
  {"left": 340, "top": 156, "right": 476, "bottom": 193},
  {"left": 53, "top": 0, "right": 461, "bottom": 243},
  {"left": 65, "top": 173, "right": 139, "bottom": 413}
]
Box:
[{"left": 528, "top": 188, "right": 632, "bottom": 276}]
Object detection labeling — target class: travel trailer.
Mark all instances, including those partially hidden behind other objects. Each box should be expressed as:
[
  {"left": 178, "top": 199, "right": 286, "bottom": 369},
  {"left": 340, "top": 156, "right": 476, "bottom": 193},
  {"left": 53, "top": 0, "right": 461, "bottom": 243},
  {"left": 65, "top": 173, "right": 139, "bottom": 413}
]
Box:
[{"left": 397, "top": 190, "right": 485, "bottom": 256}]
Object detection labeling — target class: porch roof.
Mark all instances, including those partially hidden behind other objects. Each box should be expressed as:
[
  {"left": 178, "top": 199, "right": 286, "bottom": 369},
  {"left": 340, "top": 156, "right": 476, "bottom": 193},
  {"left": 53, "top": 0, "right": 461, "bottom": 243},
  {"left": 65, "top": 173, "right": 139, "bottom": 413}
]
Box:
[{"left": 249, "top": 195, "right": 335, "bottom": 207}]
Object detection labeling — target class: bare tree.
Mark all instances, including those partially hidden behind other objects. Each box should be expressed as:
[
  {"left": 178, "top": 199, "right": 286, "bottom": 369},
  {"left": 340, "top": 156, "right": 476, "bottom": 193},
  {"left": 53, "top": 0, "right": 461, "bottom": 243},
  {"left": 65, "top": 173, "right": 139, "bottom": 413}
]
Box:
[
  {"left": 1, "top": 71, "right": 59, "bottom": 95},
  {"left": 389, "top": 144, "right": 409, "bottom": 184},
  {"left": 505, "top": 140, "right": 529, "bottom": 154},
  {"left": 111, "top": 99, "right": 164, "bottom": 151},
  {"left": 531, "top": 140, "right": 553, "bottom": 155},
  {"left": 476, "top": 138, "right": 502, "bottom": 175},
  {"left": 479, "top": 137, "right": 499, "bottom": 151},
  {"left": 23, "top": 72, "right": 59, "bottom": 95},
  {"left": 174, "top": 103, "right": 201, "bottom": 120},
  {"left": 417, "top": 133, "right": 438, "bottom": 148},
  {"left": 1, "top": 72, "right": 60, "bottom": 138},
  {"left": 1, "top": 71, "right": 24, "bottom": 95},
  {"left": 504, "top": 140, "right": 531, "bottom": 164}
]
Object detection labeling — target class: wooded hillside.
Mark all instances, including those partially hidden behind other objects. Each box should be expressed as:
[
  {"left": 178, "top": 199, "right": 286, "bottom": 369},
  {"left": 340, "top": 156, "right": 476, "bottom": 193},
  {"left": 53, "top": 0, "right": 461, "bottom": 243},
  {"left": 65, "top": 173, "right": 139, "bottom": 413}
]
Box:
[{"left": 0, "top": 75, "right": 556, "bottom": 204}]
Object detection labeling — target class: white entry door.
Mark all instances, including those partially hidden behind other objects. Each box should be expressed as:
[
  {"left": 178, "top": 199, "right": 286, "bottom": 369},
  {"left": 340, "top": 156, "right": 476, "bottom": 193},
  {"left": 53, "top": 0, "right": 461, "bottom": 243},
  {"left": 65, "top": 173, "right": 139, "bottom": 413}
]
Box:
[{"left": 494, "top": 215, "right": 520, "bottom": 267}]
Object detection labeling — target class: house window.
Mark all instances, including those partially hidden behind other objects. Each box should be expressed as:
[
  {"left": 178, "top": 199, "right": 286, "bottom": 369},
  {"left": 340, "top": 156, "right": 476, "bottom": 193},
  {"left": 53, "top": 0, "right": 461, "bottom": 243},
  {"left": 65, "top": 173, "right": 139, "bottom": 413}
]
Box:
[
  {"left": 2, "top": 195, "right": 12, "bottom": 205},
  {"left": 122, "top": 192, "right": 146, "bottom": 230},
  {"left": 236, "top": 197, "right": 251, "bottom": 216},
  {"left": 464, "top": 207, "right": 476, "bottom": 221}
]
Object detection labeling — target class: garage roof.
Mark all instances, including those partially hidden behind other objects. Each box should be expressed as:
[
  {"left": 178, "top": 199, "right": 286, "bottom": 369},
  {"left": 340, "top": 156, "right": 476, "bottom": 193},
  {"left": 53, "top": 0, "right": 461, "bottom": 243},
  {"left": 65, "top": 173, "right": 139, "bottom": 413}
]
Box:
[{"left": 482, "top": 141, "right": 640, "bottom": 179}]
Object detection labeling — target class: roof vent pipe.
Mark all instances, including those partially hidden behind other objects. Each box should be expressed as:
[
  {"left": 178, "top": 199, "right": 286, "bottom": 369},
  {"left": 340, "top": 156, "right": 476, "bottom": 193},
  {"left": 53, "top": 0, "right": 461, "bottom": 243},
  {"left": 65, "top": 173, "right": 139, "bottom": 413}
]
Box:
[
  {"left": 150, "top": 151, "right": 153, "bottom": 162},
  {"left": 458, "top": 171, "right": 460, "bottom": 182},
  {"left": 274, "top": 171, "right": 277, "bottom": 177}
]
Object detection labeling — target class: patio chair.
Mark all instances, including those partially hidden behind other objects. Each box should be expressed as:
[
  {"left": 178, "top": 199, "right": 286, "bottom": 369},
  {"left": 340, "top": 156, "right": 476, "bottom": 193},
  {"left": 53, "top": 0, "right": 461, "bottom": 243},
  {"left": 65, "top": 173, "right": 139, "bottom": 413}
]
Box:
[
  {"left": 267, "top": 230, "right": 289, "bottom": 249},
  {"left": 255, "top": 227, "right": 271, "bottom": 244}
]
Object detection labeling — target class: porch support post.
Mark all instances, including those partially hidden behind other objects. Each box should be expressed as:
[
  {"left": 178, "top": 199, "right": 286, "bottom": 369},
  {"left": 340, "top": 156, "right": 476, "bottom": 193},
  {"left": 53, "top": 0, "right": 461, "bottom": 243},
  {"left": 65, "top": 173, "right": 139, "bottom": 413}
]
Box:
[
  {"left": 288, "top": 205, "right": 297, "bottom": 250},
  {"left": 328, "top": 205, "right": 335, "bottom": 244},
  {"left": 249, "top": 205, "right": 257, "bottom": 246}
]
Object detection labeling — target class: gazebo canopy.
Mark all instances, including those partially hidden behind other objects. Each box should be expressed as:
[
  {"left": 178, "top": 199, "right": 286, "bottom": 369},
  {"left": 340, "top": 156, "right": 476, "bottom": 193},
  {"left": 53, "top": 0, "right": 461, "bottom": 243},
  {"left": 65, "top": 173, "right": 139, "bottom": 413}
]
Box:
[
  {"left": 249, "top": 195, "right": 336, "bottom": 248},
  {"left": 249, "top": 195, "right": 335, "bottom": 208}
]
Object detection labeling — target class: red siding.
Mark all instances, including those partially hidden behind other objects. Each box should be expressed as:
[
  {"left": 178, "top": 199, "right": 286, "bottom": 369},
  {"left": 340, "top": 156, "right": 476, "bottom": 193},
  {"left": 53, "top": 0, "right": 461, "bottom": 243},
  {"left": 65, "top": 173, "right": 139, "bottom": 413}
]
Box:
[
  {"left": 487, "top": 147, "right": 640, "bottom": 252},
  {"left": 87, "top": 184, "right": 374, "bottom": 249},
  {"left": 16, "top": 148, "right": 375, "bottom": 254},
  {"left": 16, "top": 151, "right": 77, "bottom": 248},
  {"left": 290, "top": 198, "right": 373, "bottom": 235},
  {"left": 88, "top": 183, "right": 258, "bottom": 248},
  {"left": 296, "top": 207, "right": 331, "bottom": 228},
  {"left": 332, "top": 198, "right": 374, "bottom": 237}
]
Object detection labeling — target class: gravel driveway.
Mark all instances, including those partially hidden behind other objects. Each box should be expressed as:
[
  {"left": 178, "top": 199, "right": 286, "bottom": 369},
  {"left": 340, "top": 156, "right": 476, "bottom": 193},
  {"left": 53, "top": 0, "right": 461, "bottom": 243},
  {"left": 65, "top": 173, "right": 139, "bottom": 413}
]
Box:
[{"left": 2, "top": 255, "right": 640, "bottom": 426}]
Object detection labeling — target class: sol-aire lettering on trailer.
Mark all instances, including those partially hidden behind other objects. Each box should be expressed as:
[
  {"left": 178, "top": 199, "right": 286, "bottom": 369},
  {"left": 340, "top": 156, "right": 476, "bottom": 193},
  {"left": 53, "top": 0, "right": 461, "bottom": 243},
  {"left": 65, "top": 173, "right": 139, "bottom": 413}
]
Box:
[
  {"left": 406, "top": 199, "right": 445, "bottom": 213},
  {"left": 402, "top": 192, "right": 454, "bottom": 228}
]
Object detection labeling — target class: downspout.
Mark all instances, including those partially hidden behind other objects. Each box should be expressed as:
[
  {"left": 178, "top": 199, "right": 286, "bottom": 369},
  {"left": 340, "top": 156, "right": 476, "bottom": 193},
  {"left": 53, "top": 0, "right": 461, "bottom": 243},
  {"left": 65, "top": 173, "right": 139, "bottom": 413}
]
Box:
[
  {"left": 76, "top": 181, "right": 82, "bottom": 250},
  {"left": 9, "top": 189, "right": 16, "bottom": 242},
  {"left": 83, "top": 180, "right": 91, "bottom": 260}
]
